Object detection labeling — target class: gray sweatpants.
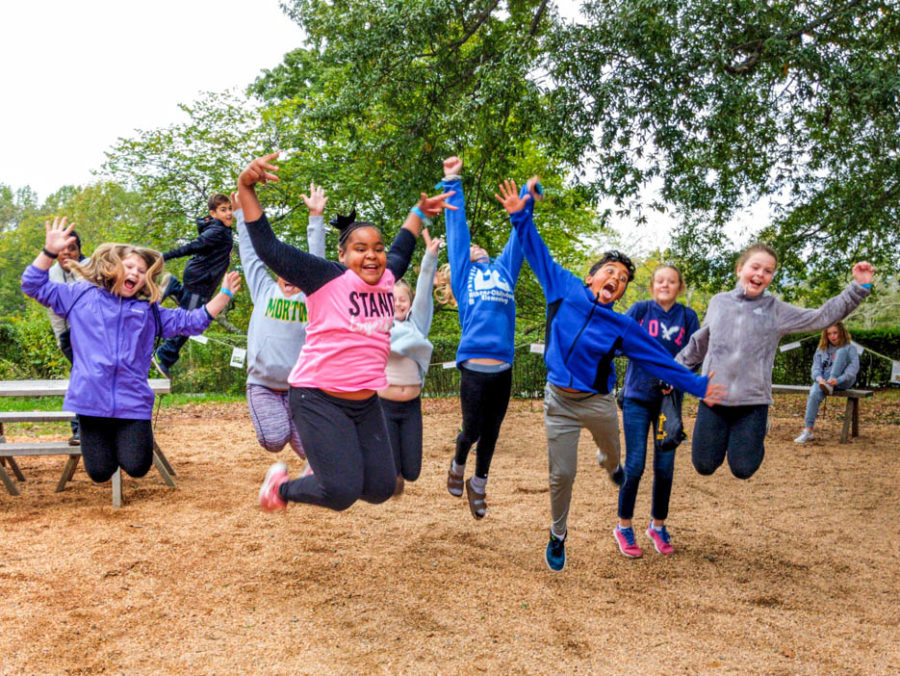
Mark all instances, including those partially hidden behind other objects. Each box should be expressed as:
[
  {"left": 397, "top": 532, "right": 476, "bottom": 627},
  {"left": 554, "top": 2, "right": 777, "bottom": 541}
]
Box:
[{"left": 544, "top": 383, "right": 620, "bottom": 536}]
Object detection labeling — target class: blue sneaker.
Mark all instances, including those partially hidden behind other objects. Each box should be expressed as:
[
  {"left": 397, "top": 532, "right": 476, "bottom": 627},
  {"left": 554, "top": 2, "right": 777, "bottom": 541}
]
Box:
[{"left": 545, "top": 531, "right": 566, "bottom": 572}]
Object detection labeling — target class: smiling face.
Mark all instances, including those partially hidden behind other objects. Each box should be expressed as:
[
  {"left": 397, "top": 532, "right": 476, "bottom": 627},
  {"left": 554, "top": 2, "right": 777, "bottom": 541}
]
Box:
[
  {"left": 338, "top": 226, "right": 387, "bottom": 285},
  {"left": 737, "top": 252, "right": 777, "bottom": 297},
  {"left": 587, "top": 261, "right": 630, "bottom": 304},
  {"left": 826, "top": 325, "right": 841, "bottom": 346},
  {"left": 210, "top": 202, "right": 234, "bottom": 228},
  {"left": 651, "top": 266, "right": 683, "bottom": 307},
  {"left": 276, "top": 276, "right": 301, "bottom": 297},
  {"left": 393, "top": 284, "right": 412, "bottom": 321},
  {"left": 470, "top": 244, "right": 489, "bottom": 262},
  {"left": 57, "top": 240, "right": 81, "bottom": 271},
  {"left": 117, "top": 253, "right": 149, "bottom": 298}
]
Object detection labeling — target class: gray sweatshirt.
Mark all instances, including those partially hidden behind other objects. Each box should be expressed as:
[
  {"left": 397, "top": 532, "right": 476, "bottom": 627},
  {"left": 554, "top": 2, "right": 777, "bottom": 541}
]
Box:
[
  {"left": 388, "top": 247, "right": 439, "bottom": 386},
  {"left": 236, "top": 209, "right": 325, "bottom": 390},
  {"left": 676, "top": 282, "right": 870, "bottom": 406},
  {"left": 47, "top": 261, "right": 80, "bottom": 344}
]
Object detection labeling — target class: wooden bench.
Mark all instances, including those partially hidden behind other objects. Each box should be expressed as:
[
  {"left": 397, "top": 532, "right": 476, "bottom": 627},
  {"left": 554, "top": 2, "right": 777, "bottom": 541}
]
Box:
[
  {"left": 772, "top": 384, "right": 874, "bottom": 443},
  {"left": 0, "top": 379, "right": 173, "bottom": 507}
]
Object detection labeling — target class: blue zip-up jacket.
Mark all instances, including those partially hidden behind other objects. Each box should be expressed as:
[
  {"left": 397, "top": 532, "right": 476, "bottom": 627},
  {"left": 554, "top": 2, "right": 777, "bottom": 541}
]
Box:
[
  {"left": 623, "top": 300, "right": 700, "bottom": 402},
  {"left": 508, "top": 207, "right": 709, "bottom": 399},
  {"left": 440, "top": 177, "right": 525, "bottom": 366},
  {"left": 22, "top": 265, "right": 211, "bottom": 419},
  {"left": 163, "top": 216, "right": 234, "bottom": 297}
]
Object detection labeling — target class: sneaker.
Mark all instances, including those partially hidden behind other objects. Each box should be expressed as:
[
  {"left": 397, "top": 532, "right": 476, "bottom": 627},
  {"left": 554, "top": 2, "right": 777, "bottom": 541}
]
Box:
[
  {"left": 819, "top": 381, "right": 834, "bottom": 395},
  {"left": 151, "top": 352, "right": 170, "bottom": 379},
  {"left": 646, "top": 523, "right": 674, "bottom": 555},
  {"left": 610, "top": 465, "right": 624, "bottom": 487},
  {"left": 613, "top": 526, "right": 643, "bottom": 558},
  {"left": 447, "top": 461, "right": 464, "bottom": 497},
  {"left": 67, "top": 432, "right": 80, "bottom": 447},
  {"left": 545, "top": 531, "right": 566, "bottom": 572},
  {"left": 259, "top": 462, "right": 289, "bottom": 511},
  {"left": 794, "top": 429, "right": 814, "bottom": 444},
  {"left": 465, "top": 478, "right": 487, "bottom": 520}
]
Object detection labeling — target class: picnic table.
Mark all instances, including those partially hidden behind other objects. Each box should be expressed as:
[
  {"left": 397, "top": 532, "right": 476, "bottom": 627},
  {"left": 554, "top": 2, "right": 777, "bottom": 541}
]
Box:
[
  {"left": 0, "top": 379, "right": 174, "bottom": 507},
  {"left": 772, "top": 383, "right": 874, "bottom": 443}
]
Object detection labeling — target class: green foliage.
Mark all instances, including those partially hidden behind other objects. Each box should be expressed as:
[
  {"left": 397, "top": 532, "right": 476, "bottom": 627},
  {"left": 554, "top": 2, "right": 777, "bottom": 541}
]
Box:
[{"left": 0, "top": 305, "right": 72, "bottom": 379}]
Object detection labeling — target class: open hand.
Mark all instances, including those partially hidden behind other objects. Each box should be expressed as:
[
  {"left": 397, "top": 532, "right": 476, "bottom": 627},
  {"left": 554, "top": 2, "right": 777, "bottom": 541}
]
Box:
[
  {"left": 702, "top": 370, "right": 727, "bottom": 406},
  {"left": 418, "top": 191, "right": 458, "bottom": 218},
  {"left": 851, "top": 261, "right": 874, "bottom": 285},
  {"left": 494, "top": 180, "right": 531, "bottom": 214},
  {"left": 239, "top": 152, "right": 280, "bottom": 188},
  {"left": 443, "top": 156, "right": 462, "bottom": 178},
  {"left": 44, "top": 216, "right": 76, "bottom": 256},
  {"left": 301, "top": 182, "right": 328, "bottom": 216},
  {"left": 221, "top": 271, "right": 242, "bottom": 296},
  {"left": 423, "top": 228, "right": 443, "bottom": 255}
]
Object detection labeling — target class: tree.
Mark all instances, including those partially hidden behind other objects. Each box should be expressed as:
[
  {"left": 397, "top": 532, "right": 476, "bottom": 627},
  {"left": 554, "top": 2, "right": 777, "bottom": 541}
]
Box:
[{"left": 547, "top": 0, "right": 900, "bottom": 297}]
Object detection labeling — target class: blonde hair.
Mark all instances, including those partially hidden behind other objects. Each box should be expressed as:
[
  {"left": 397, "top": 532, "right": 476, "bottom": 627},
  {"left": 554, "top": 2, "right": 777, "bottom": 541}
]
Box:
[
  {"left": 735, "top": 243, "right": 778, "bottom": 275},
  {"left": 70, "top": 243, "right": 165, "bottom": 303},
  {"left": 433, "top": 263, "right": 457, "bottom": 308},
  {"left": 394, "top": 278, "right": 413, "bottom": 302},
  {"left": 818, "top": 322, "right": 851, "bottom": 350}
]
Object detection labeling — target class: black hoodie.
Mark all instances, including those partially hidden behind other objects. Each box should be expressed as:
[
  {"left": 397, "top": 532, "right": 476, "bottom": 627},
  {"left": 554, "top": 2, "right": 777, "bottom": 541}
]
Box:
[{"left": 163, "top": 217, "right": 234, "bottom": 297}]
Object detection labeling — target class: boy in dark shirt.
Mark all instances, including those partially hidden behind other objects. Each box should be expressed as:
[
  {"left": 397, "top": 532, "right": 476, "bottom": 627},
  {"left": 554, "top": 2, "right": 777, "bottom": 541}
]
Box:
[{"left": 153, "top": 194, "right": 234, "bottom": 376}]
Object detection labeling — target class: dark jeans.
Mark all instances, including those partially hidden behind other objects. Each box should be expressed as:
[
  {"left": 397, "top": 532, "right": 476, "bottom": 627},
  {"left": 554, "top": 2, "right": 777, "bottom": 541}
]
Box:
[
  {"left": 454, "top": 364, "right": 513, "bottom": 479},
  {"left": 618, "top": 396, "right": 676, "bottom": 521},
  {"left": 280, "top": 387, "right": 395, "bottom": 511},
  {"left": 691, "top": 403, "right": 769, "bottom": 480},
  {"left": 78, "top": 415, "right": 154, "bottom": 483},
  {"left": 59, "top": 329, "right": 79, "bottom": 435},
  {"left": 155, "top": 284, "right": 207, "bottom": 370},
  {"left": 380, "top": 396, "right": 423, "bottom": 482}
]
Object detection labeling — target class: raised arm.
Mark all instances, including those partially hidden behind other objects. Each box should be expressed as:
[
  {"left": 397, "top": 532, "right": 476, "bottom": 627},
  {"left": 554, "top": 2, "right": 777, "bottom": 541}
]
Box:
[
  {"left": 22, "top": 217, "right": 84, "bottom": 313},
  {"left": 775, "top": 263, "right": 874, "bottom": 335},
  {"left": 408, "top": 230, "right": 442, "bottom": 336},
  {"left": 439, "top": 156, "right": 471, "bottom": 304},
  {"left": 300, "top": 182, "right": 328, "bottom": 259},
  {"left": 233, "top": 196, "right": 275, "bottom": 304},
  {"left": 496, "top": 178, "right": 539, "bottom": 284}
]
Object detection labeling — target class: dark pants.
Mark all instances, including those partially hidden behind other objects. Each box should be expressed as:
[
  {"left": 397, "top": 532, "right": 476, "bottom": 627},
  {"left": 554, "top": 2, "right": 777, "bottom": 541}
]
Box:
[
  {"left": 155, "top": 283, "right": 207, "bottom": 370},
  {"left": 280, "top": 387, "right": 396, "bottom": 511},
  {"left": 454, "top": 365, "right": 513, "bottom": 479},
  {"left": 691, "top": 403, "right": 769, "bottom": 480},
  {"left": 78, "top": 416, "right": 154, "bottom": 483},
  {"left": 59, "top": 329, "right": 79, "bottom": 435},
  {"left": 380, "top": 396, "right": 423, "bottom": 482},
  {"left": 618, "top": 396, "right": 676, "bottom": 521}
]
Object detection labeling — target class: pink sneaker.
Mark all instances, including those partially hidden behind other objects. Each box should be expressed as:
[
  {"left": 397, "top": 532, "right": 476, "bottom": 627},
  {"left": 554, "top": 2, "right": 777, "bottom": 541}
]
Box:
[
  {"left": 613, "top": 526, "right": 643, "bottom": 558},
  {"left": 259, "top": 462, "right": 289, "bottom": 511},
  {"left": 646, "top": 523, "right": 674, "bottom": 555}
]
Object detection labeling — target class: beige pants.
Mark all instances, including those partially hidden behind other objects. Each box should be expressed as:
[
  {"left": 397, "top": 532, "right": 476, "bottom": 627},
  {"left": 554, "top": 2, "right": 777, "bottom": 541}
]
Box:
[{"left": 544, "top": 383, "right": 620, "bottom": 536}]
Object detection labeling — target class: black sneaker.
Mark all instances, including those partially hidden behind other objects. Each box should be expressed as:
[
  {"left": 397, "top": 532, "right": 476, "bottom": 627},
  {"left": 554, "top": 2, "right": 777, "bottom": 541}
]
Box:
[
  {"left": 151, "top": 352, "right": 170, "bottom": 378},
  {"left": 67, "top": 432, "right": 80, "bottom": 447},
  {"left": 545, "top": 531, "right": 566, "bottom": 572}
]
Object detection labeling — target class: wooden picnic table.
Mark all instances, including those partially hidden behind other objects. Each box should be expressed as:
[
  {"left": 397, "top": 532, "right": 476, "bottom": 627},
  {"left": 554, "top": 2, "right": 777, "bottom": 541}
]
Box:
[
  {"left": 0, "top": 379, "right": 173, "bottom": 507},
  {"left": 772, "top": 383, "right": 874, "bottom": 443}
]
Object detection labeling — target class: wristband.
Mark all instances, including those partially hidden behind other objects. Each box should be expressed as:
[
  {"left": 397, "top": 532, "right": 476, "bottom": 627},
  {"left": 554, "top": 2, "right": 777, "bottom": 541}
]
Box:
[
  {"left": 861, "top": 282, "right": 872, "bottom": 289},
  {"left": 42, "top": 247, "right": 58, "bottom": 259},
  {"left": 410, "top": 206, "right": 426, "bottom": 221},
  {"left": 220, "top": 287, "right": 234, "bottom": 299}
]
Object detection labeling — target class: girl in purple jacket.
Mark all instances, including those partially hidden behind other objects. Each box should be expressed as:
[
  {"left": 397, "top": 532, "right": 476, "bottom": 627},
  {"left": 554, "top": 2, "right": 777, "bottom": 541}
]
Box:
[{"left": 21, "top": 217, "right": 240, "bottom": 485}]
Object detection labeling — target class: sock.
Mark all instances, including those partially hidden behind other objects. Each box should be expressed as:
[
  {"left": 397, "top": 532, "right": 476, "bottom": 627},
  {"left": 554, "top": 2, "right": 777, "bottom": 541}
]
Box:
[
  {"left": 551, "top": 528, "right": 566, "bottom": 541},
  {"left": 470, "top": 475, "right": 487, "bottom": 493},
  {"left": 451, "top": 460, "right": 465, "bottom": 475},
  {"left": 650, "top": 522, "right": 664, "bottom": 532}
]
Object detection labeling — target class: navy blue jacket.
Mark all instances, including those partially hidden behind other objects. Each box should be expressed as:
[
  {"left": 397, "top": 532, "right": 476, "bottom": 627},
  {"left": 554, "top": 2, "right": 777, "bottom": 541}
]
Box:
[
  {"left": 163, "top": 217, "right": 234, "bottom": 297},
  {"left": 508, "top": 207, "right": 708, "bottom": 399}
]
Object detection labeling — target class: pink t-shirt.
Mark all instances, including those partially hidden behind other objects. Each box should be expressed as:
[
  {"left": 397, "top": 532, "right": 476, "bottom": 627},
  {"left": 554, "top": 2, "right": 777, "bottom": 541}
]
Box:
[{"left": 288, "top": 268, "right": 397, "bottom": 392}]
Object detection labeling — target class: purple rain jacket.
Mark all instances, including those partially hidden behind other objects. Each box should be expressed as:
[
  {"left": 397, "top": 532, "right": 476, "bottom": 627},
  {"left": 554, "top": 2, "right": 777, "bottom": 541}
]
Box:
[{"left": 22, "top": 265, "right": 212, "bottom": 419}]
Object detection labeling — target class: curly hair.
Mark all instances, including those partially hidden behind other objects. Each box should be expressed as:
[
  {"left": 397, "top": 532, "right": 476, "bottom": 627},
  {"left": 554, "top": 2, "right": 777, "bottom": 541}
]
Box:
[
  {"left": 433, "top": 263, "right": 457, "bottom": 308},
  {"left": 70, "top": 243, "right": 165, "bottom": 303},
  {"left": 817, "top": 322, "right": 852, "bottom": 350}
]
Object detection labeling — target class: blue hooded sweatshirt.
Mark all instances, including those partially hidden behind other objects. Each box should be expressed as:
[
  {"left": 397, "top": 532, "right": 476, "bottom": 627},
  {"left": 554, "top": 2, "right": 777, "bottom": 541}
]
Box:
[
  {"left": 440, "top": 177, "right": 525, "bottom": 366},
  {"left": 507, "top": 206, "right": 709, "bottom": 399}
]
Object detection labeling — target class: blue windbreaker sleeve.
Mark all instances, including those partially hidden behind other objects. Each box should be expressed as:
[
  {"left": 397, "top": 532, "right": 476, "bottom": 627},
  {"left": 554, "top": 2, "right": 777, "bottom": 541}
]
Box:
[
  {"left": 621, "top": 319, "right": 709, "bottom": 399},
  {"left": 440, "top": 178, "right": 470, "bottom": 307},
  {"left": 508, "top": 207, "right": 571, "bottom": 304},
  {"left": 21, "top": 265, "right": 84, "bottom": 316},
  {"left": 158, "top": 306, "right": 212, "bottom": 339}
]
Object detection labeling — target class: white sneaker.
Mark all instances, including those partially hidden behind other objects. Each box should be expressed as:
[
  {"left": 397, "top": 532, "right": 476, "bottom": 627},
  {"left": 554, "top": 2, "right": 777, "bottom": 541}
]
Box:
[
  {"left": 794, "top": 429, "right": 814, "bottom": 444},
  {"left": 819, "top": 382, "right": 834, "bottom": 395}
]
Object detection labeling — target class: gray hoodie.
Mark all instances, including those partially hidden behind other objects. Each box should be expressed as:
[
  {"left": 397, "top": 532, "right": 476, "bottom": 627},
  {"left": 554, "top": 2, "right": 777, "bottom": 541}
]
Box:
[
  {"left": 676, "top": 282, "right": 870, "bottom": 406},
  {"left": 237, "top": 209, "right": 325, "bottom": 390}
]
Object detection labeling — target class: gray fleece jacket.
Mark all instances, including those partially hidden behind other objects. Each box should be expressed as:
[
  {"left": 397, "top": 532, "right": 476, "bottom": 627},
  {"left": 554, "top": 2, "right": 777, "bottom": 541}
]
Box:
[{"left": 676, "top": 282, "right": 870, "bottom": 406}]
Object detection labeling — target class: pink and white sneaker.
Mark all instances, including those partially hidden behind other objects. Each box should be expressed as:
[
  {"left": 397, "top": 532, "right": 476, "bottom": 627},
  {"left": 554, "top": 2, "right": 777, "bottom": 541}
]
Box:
[
  {"left": 300, "top": 461, "right": 315, "bottom": 478},
  {"left": 259, "top": 462, "right": 289, "bottom": 511},
  {"left": 613, "top": 526, "right": 643, "bottom": 558},
  {"left": 646, "top": 523, "right": 674, "bottom": 555}
]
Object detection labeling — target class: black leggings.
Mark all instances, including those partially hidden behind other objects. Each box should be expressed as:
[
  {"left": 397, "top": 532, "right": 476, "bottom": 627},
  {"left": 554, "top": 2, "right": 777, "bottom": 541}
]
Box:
[
  {"left": 281, "top": 387, "right": 396, "bottom": 511},
  {"left": 78, "top": 416, "right": 154, "bottom": 483},
  {"left": 454, "top": 365, "right": 513, "bottom": 479},
  {"left": 380, "top": 396, "right": 423, "bottom": 482},
  {"left": 691, "top": 403, "right": 769, "bottom": 480}
]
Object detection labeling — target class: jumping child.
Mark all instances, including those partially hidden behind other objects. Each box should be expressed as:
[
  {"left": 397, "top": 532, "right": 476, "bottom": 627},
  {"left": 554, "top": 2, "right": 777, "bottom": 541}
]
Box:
[
  {"left": 238, "top": 153, "right": 456, "bottom": 512},
  {"left": 22, "top": 217, "right": 239, "bottom": 485},
  {"left": 495, "top": 180, "right": 725, "bottom": 572},
  {"left": 379, "top": 228, "right": 442, "bottom": 495},
  {"left": 676, "top": 244, "right": 873, "bottom": 481},
  {"left": 794, "top": 322, "right": 860, "bottom": 444},
  {"left": 440, "top": 156, "right": 525, "bottom": 520},
  {"left": 234, "top": 184, "right": 326, "bottom": 459},
  {"left": 615, "top": 264, "right": 700, "bottom": 557}
]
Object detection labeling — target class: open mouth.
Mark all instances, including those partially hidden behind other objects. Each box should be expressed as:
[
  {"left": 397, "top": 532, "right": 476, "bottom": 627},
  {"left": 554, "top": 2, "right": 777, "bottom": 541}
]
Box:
[
  {"left": 599, "top": 281, "right": 617, "bottom": 301},
  {"left": 123, "top": 279, "right": 137, "bottom": 292}
]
